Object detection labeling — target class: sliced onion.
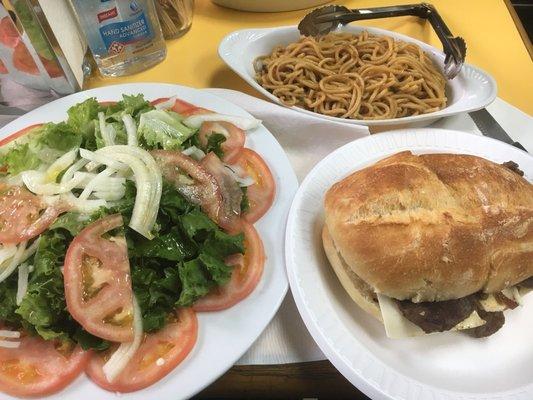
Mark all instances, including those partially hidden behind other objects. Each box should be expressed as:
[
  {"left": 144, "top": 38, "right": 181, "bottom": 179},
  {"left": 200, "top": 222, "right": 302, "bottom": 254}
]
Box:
[
  {"left": 99, "top": 112, "right": 115, "bottom": 147},
  {"left": 154, "top": 95, "right": 177, "bottom": 110},
  {"left": 181, "top": 146, "right": 206, "bottom": 161},
  {"left": 0, "top": 174, "right": 24, "bottom": 186},
  {"left": 0, "top": 246, "right": 18, "bottom": 266},
  {"left": 37, "top": 147, "right": 63, "bottom": 163},
  {"left": 78, "top": 167, "right": 117, "bottom": 201},
  {"left": 122, "top": 114, "right": 138, "bottom": 146},
  {"left": 0, "top": 330, "right": 20, "bottom": 338},
  {"left": 16, "top": 263, "right": 30, "bottom": 305},
  {"left": 45, "top": 148, "right": 78, "bottom": 182},
  {"left": 102, "top": 295, "right": 142, "bottom": 382},
  {"left": 80, "top": 149, "right": 128, "bottom": 172},
  {"left": 42, "top": 193, "right": 107, "bottom": 214},
  {"left": 22, "top": 170, "right": 86, "bottom": 195},
  {"left": 61, "top": 158, "right": 88, "bottom": 183},
  {"left": 0, "top": 241, "right": 27, "bottom": 283},
  {"left": 207, "top": 122, "right": 230, "bottom": 138},
  {"left": 72, "top": 172, "right": 125, "bottom": 191},
  {"left": 93, "top": 189, "right": 126, "bottom": 201},
  {"left": 0, "top": 340, "right": 20, "bottom": 348},
  {"left": 85, "top": 161, "right": 100, "bottom": 172},
  {"left": 97, "top": 146, "right": 162, "bottom": 239},
  {"left": 183, "top": 113, "right": 260, "bottom": 130}
]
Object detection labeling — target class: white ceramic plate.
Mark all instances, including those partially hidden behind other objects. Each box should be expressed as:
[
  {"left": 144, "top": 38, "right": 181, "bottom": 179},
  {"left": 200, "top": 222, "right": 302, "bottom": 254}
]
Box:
[
  {"left": 0, "top": 83, "right": 298, "bottom": 400},
  {"left": 285, "top": 129, "right": 533, "bottom": 400},
  {"left": 219, "top": 26, "right": 497, "bottom": 129}
]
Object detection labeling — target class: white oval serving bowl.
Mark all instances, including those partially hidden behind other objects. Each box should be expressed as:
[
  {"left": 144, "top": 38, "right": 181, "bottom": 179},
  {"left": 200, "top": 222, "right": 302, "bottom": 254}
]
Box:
[{"left": 219, "top": 25, "right": 497, "bottom": 130}]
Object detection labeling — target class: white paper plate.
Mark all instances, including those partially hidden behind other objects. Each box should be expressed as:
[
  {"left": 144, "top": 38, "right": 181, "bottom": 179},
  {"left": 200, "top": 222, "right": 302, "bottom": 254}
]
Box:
[
  {"left": 285, "top": 129, "right": 533, "bottom": 400},
  {"left": 219, "top": 26, "right": 497, "bottom": 129},
  {"left": 0, "top": 83, "right": 298, "bottom": 400}
]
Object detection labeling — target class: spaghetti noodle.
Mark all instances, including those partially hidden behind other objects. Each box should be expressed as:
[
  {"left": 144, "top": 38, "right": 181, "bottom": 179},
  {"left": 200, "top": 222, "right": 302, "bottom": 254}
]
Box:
[{"left": 254, "top": 32, "right": 447, "bottom": 120}]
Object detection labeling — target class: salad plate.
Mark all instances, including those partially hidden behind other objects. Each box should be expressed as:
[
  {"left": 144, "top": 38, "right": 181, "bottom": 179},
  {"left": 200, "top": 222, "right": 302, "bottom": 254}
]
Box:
[
  {"left": 0, "top": 82, "right": 298, "bottom": 400},
  {"left": 285, "top": 128, "right": 533, "bottom": 400}
]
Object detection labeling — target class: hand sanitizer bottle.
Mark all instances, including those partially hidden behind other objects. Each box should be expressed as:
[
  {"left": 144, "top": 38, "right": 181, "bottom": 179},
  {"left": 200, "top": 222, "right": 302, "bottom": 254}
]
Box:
[{"left": 70, "top": 0, "right": 166, "bottom": 77}]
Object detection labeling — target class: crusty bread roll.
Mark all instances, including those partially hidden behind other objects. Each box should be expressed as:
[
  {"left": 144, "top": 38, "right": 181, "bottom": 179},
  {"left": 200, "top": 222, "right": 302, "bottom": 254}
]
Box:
[
  {"left": 324, "top": 151, "right": 533, "bottom": 303},
  {"left": 322, "top": 225, "right": 382, "bottom": 320}
]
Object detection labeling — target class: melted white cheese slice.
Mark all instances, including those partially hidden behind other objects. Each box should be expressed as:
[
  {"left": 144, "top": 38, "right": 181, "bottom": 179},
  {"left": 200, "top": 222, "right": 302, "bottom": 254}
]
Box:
[{"left": 377, "top": 294, "right": 486, "bottom": 339}]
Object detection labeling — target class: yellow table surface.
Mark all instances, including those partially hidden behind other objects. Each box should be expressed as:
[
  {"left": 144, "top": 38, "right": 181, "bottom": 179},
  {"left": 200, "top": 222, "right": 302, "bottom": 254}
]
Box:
[{"left": 88, "top": 0, "right": 533, "bottom": 116}]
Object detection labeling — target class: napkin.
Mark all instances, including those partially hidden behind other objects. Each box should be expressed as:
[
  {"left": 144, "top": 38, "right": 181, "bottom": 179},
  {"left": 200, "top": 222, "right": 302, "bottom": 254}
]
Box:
[
  {"left": 206, "top": 89, "right": 370, "bottom": 181},
  {"left": 205, "top": 89, "right": 533, "bottom": 365}
]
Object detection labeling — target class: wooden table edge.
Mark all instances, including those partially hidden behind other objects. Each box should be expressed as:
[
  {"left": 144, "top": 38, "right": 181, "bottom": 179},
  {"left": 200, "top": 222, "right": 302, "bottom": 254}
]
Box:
[{"left": 504, "top": 0, "right": 533, "bottom": 59}]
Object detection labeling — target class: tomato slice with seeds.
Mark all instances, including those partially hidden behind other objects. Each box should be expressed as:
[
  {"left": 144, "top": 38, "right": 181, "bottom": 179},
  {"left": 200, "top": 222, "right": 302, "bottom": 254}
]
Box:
[
  {"left": 151, "top": 97, "right": 210, "bottom": 116},
  {"left": 86, "top": 308, "right": 198, "bottom": 393},
  {"left": 64, "top": 214, "right": 134, "bottom": 343},
  {"left": 199, "top": 121, "right": 245, "bottom": 164},
  {"left": 233, "top": 149, "right": 275, "bottom": 224},
  {"left": 0, "top": 333, "right": 89, "bottom": 397},
  {"left": 193, "top": 222, "right": 265, "bottom": 311},
  {"left": 0, "top": 185, "right": 64, "bottom": 245}
]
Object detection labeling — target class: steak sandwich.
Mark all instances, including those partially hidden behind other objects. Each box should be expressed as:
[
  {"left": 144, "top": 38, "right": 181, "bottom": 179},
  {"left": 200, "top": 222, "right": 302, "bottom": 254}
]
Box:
[{"left": 323, "top": 151, "right": 533, "bottom": 338}]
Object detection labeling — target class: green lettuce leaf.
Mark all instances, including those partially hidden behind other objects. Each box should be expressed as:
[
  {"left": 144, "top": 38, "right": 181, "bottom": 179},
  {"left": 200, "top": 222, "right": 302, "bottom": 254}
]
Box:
[
  {"left": 240, "top": 186, "right": 250, "bottom": 213},
  {"left": 138, "top": 110, "right": 195, "bottom": 150},
  {"left": 67, "top": 97, "right": 100, "bottom": 150},
  {"left": 0, "top": 143, "right": 41, "bottom": 175},
  {"left": 38, "top": 122, "right": 82, "bottom": 152},
  {"left": 131, "top": 258, "right": 181, "bottom": 332},
  {"left": 127, "top": 181, "right": 243, "bottom": 327},
  {"left": 176, "top": 259, "right": 212, "bottom": 307},
  {"left": 132, "top": 228, "right": 197, "bottom": 261},
  {"left": 49, "top": 212, "right": 94, "bottom": 236},
  {"left": 104, "top": 94, "right": 153, "bottom": 122},
  {"left": 205, "top": 133, "right": 226, "bottom": 159}
]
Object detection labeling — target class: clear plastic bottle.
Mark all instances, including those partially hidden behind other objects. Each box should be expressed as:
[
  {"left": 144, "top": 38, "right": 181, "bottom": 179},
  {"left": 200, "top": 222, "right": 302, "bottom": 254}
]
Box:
[{"left": 70, "top": 0, "right": 167, "bottom": 77}]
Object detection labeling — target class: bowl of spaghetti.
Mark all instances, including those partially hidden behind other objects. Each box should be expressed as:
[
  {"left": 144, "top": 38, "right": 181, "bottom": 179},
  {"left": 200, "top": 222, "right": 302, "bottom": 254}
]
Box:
[{"left": 219, "top": 26, "right": 497, "bottom": 128}]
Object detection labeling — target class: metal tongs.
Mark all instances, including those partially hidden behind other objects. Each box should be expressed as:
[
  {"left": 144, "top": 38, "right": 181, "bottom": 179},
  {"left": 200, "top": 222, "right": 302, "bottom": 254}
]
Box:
[{"left": 298, "top": 3, "right": 466, "bottom": 79}]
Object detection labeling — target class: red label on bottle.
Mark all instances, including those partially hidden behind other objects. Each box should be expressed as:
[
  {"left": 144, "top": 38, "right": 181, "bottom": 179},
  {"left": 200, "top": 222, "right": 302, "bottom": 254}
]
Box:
[{"left": 97, "top": 7, "right": 118, "bottom": 23}]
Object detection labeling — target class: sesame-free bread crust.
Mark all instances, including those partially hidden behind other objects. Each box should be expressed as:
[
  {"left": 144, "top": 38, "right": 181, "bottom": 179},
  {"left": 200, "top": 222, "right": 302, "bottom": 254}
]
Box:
[{"left": 324, "top": 151, "right": 533, "bottom": 302}]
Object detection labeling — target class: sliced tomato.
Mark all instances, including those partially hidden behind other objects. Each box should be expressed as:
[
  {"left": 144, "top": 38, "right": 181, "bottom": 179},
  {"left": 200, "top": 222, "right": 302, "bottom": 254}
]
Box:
[
  {"left": 64, "top": 214, "right": 134, "bottom": 343},
  {"left": 0, "top": 333, "right": 89, "bottom": 397},
  {"left": 201, "top": 152, "right": 242, "bottom": 233},
  {"left": 0, "top": 123, "right": 43, "bottom": 147},
  {"left": 233, "top": 149, "right": 275, "bottom": 224},
  {"left": 0, "top": 16, "right": 20, "bottom": 49},
  {"left": 151, "top": 150, "right": 223, "bottom": 224},
  {"left": 151, "top": 97, "right": 210, "bottom": 116},
  {"left": 0, "top": 59, "right": 7, "bottom": 74},
  {"left": 86, "top": 308, "right": 198, "bottom": 393},
  {"left": 199, "top": 121, "right": 245, "bottom": 164},
  {"left": 0, "top": 185, "right": 64, "bottom": 244},
  {"left": 193, "top": 222, "right": 265, "bottom": 312},
  {"left": 12, "top": 41, "right": 39, "bottom": 75}
]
